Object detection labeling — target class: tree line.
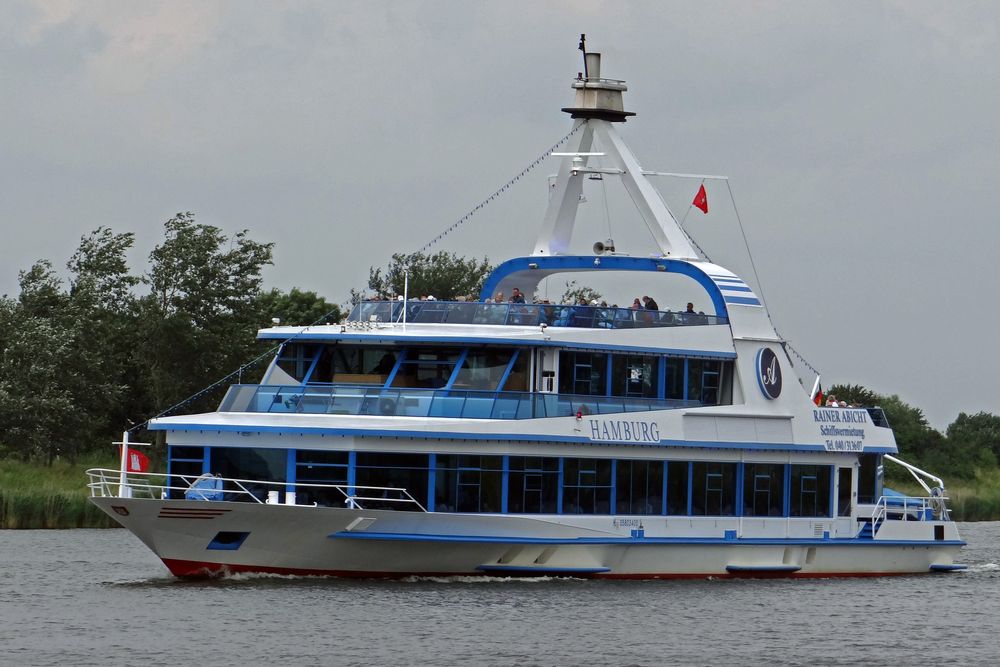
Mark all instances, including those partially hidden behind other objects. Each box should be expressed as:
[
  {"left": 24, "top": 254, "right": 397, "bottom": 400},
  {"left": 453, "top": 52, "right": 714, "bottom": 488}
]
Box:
[{"left": 0, "top": 213, "right": 339, "bottom": 464}]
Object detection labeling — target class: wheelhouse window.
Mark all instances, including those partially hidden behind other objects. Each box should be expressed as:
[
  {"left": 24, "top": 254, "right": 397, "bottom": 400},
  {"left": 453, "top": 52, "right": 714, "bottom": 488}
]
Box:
[
  {"left": 391, "top": 348, "right": 462, "bottom": 389},
  {"left": 434, "top": 455, "right": 503, "bottom": 513},
  {"left": 742, "top": 463, "right": 785, "bottom": 517},
  {"left": 664, "top": 358, "right": 684, "bottom": 400},
  {"left": 616, "top": 460, "right": 664, "bottom": 515},
  {"left": 790, "top": 465, "right": 832, "bottom": 518},
  {"left": 562, "top": 458, "right": 612, "bottom": 514},
  {"left": 691, "top": 462, "right": 737, "bottom": 516},
  {"left": 558, "top": 351, "right": 608, "bottom": 396},
  {"left": 507, "top": 457, "right": 559, "bottom": 513},
  {"left": 611, "top": 354, "right": 658, "bottom": 399}
]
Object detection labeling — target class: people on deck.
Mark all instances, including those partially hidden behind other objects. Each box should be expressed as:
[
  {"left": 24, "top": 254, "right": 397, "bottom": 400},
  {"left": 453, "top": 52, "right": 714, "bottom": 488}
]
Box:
[
  {"left": 642, "top": 295, "right": 659, "bottom": 310},
  {"left": 510, "top": 288, "right": 526, "bottom": 304}
]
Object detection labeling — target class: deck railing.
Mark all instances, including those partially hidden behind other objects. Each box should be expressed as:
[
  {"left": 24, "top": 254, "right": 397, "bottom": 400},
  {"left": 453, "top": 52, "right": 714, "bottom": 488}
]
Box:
[
  {"left": 218, "top": 383, "right": 699, "bottom": 418},
  {"left": 347, "top": 300, "right": 727, "bottom": 329},
  {"left": 86, "top": 468, "right": 427, "bottom": 511},
  {"left": 869, "top": 493, "right": 950, "bottom": 529}
]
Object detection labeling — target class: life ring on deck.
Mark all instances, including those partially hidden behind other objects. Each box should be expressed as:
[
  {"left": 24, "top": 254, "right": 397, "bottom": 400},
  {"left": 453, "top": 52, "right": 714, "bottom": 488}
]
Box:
[{"left": 378, "top": 397, "right": 397, "bottom": 415}]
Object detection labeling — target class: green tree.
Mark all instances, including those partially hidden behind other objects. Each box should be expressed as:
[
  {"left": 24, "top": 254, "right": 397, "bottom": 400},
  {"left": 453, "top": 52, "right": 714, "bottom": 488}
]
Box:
[
  {"left": 367, "top": 252, "right": 492, "bottom": 301},
  {"left": 136, "top": 213, "right": 274, "bottom": 417},
  {"left": 254, "top": 287, "right": 341, "bottom": 327},
  {"left": 0, "top": 262, "right": 112, "bottom": 463},
  {"left": 943, "top": 412, "right": 1000, "bottom": 474}
]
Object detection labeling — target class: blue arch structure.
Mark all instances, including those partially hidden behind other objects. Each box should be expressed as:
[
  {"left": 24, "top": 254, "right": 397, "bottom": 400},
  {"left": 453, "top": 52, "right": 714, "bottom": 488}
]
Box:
[{"left": 479, "top": 255, "right": 730, "bottom": 320}]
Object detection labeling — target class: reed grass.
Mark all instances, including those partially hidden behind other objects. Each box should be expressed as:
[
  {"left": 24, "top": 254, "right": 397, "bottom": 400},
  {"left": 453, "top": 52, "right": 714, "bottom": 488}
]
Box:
[{"left": 0, "top": 455, "right": 119, "bottom": 529}]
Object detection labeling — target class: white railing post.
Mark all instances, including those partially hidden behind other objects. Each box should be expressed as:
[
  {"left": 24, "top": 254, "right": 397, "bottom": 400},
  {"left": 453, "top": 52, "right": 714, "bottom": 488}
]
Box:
[{"left": 118, "top": 430, "right": 131, "bottom": 499}]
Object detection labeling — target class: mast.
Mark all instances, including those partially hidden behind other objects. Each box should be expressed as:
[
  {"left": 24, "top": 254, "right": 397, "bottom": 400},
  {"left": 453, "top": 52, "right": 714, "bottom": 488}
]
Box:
[{"left": 532, "top": 38, "right": 698, "bottom": 260}]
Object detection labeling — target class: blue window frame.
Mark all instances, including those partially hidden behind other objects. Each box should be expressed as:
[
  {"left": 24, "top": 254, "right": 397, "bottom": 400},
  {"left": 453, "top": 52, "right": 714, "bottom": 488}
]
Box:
[
  {"left": 434, "top": 455, "right": 503, "bottom": 513},
  {"left": 790, "top": 464, "right": 832, "bottom": 518},
  {"left": 167, "top": 446, "right": 206, "bottom": 500},
  {"left": 691, "top": 462, "right": 738, "bottom": 516},
  {"left": 742, "top": 463, "right": 785, "bottom": 517},
  {"left": 295, "top": 449, "right": 349, "bottom": 507},
  {"left": 616, "top": 460, "right": 664, "bottom": 515},
  {"left": 562, "top": 458, "right": 613, "bottom": 514},
  {"left": 507, "top": 457, "right": 559, "bottom": 513}
]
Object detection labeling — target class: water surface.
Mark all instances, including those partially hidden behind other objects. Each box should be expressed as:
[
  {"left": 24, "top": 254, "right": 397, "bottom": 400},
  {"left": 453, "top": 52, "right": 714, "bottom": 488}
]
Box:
[{"left": 1, "top": 523, "right": 998, "bottom": 666}]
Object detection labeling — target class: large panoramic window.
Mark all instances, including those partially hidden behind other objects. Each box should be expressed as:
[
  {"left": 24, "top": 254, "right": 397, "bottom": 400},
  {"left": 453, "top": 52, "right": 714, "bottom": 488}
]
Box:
[
  {"left": 691, "top": 461, "right": 737, "bottom": 516},
  {"left": 790, "top": 465, "right": 832, "bottom": 518},
  {"left": 742, "top": 463, "right": 785, "bottom": 517},
  {"left": 562, "top": 458, "right": 613, "bottom": 514},
  {"left": 210, "top": 447, "right": 287, "bottom": 503},
  {"left": 326, "top": 345, "right": 398, "bottom": 385},
  {"left": 275, "top": 343, "right": 320, "bottom": 382},
  {"left": 295, "top": 450, "right": 349, "bottom": 507},
  {"left": 450, "top": 349, "right": 514, "bottom": 391},
  {"left": 507, "top": 457, "right": 559, "bottom": 513},
  {"left": 354, "top": 452, "right": 429, "bottom": 510},
  {"left": 391, "top": 348, "right": 462, "bottom": 389},
  {"left": 434, "top": 455, "right": 503, "bottom": 513}
]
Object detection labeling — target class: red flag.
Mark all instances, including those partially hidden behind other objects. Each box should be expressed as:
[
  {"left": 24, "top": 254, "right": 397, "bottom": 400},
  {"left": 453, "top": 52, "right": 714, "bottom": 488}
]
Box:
[
  {"left": 813, "top": 388, "right": 824, "bottom": 407},
  {"left": 120, "top": 446, "right": 149, "bottom": 473},
  {"left": 693, "top": 184, "right": 708, "bottom": 214}
]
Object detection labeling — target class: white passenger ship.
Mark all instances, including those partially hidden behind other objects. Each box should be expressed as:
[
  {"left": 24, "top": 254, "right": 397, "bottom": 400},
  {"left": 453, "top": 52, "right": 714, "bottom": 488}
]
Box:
[{"left": 89, "top": 43, "right": 965, "bottom": 578}]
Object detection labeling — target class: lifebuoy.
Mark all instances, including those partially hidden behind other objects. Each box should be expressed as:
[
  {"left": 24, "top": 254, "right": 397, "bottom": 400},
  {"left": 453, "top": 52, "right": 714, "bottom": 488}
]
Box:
[{"left": 378, "top": 397, "right": 397, "bottom": 415}]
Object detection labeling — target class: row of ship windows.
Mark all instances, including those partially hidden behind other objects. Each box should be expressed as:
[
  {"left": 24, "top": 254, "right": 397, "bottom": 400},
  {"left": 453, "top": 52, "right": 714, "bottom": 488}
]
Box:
[
  {"left": 169, "top": 447, "right": 872, "bottom": 518},
  {"left": 275, "top": 343, "right": 733, "bottom": 404}
]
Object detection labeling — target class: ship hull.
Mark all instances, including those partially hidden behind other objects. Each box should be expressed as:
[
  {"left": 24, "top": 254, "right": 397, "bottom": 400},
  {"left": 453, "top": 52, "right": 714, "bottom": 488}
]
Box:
[{"left": 92, "top": 497, "right": 964, "bottom": 579}]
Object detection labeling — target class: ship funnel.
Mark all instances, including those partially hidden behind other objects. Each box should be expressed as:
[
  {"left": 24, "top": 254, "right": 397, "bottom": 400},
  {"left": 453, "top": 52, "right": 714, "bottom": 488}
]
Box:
[{"left": 562, "top": 41, "right": 635, "bottom": 123}]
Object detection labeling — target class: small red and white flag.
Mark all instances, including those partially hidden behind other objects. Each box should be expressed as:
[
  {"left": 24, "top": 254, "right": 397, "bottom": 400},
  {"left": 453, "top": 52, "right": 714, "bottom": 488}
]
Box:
[
  {"left": 120, "top": 446, "right": 149, "bottom": 473},
  {"left": 692, "top": 184, "right": 709, "bottom": 214}
]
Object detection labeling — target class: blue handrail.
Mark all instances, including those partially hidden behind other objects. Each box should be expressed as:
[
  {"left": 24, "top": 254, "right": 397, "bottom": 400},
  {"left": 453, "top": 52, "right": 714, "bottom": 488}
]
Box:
[{"left": 347, "top": 301, "right": 726, "bottom": 329}]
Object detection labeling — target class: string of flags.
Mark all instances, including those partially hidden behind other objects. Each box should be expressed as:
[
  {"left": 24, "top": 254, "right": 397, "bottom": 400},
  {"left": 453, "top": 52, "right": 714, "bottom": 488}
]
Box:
[{"left": 411, "top": 124, "right": 585, "bottom": 256}]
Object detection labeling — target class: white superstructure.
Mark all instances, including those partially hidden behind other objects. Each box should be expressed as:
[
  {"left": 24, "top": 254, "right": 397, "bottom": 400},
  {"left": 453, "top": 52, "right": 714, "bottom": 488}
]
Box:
[{"left": 89, "top": 41, "right": 964, "bottom": 579}]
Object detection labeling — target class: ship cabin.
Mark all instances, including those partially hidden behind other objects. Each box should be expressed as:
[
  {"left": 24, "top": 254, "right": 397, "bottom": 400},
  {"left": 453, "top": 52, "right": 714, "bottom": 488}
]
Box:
[{"left": 161, "top": 256, "right": 889, "bottom": 526}]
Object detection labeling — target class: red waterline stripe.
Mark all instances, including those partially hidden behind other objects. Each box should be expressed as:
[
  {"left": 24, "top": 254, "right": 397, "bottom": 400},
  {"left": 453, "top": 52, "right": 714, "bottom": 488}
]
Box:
[{"left": 159, "top": 558, "right": 921, "bottom": 581}]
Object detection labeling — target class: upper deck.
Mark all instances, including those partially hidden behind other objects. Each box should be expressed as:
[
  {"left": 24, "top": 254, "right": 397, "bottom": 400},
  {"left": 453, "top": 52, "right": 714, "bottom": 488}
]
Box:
[{"left": 348, "top": 300, "right": 726, "bottom": 329}]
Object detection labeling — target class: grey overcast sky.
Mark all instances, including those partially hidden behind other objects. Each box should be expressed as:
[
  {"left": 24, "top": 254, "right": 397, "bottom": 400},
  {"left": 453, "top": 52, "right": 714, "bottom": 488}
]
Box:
[{"left": 2, "top": 1, "right": 997, "bottom": 429}]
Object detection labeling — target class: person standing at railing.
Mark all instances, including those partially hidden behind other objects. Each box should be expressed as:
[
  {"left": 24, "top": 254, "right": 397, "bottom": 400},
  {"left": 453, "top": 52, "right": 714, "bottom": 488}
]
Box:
[{"left": 509, "top": 288, "right": 526, "bottom": 303}]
